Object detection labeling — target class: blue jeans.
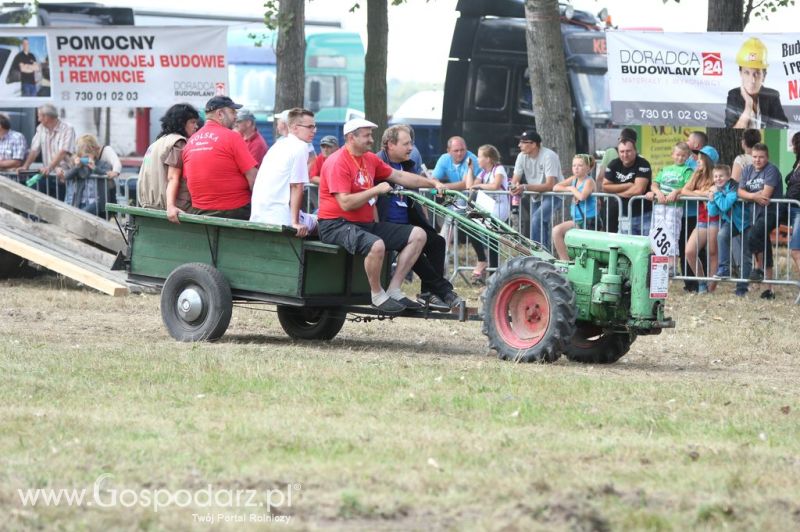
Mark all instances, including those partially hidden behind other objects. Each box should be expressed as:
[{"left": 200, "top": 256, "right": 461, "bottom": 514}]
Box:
[
  {"left": 22, "top": 82, "right": 37, "bottom": 96},
  {"left": 791, "top": 213, "right": 800, "bottom": 251},
  {"left": 732, "top": 226, "right": 752, "bottom": 293},
  {"left": 530, "top": 196, "right": 556, "bottom": 251},
  {"left": 630, "top": 211, "right": 652, "bottom": 236},
  {"left": 717, "top": 221, "right": 732, "bottom": 274}
]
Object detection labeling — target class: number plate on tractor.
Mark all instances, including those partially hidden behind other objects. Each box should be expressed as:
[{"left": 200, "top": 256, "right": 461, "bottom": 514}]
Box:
[{"left": 649, "top": 255, "right": 670, "bottom": 299}]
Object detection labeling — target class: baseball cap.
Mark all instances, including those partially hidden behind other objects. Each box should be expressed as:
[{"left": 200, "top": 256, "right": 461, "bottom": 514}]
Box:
[
  {"left": 236, "top": 108, "right": 255, "bottom": 122},
  {"left": 692, "top": 145, "right": 720, "bottom": 164},
  {"left": 517, "top": 129, "right": 541, "bottom": 143},
  {"left": 343, "top": 118, "right": 378, "bottom": 135},
  {"left": 205, "top": 95, "right": 242, "bottom": 113},
  {"left": 275, "top": 110, "right": 289, "bottom": 122},
  {"left": 320, "top": 135, "right": 339, "bottom": 147}
]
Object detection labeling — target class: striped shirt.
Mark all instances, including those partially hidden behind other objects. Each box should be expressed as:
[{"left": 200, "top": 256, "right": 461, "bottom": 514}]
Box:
[
  {"left": 0, "top": 129, "right": 27, "bottom": 162},
  {"left": 31, "top": 120, "right": 76, "bottom": 172}
]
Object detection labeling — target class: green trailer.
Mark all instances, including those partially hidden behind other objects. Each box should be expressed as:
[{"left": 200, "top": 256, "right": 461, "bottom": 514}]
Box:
[{"left": 108, "top": 190, "right": 673, "bottom": 364}]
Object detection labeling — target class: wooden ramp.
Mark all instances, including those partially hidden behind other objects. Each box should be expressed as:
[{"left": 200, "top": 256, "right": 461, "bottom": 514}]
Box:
[{"left": 0, "top": 175, "right": 129, "bottom": 296}]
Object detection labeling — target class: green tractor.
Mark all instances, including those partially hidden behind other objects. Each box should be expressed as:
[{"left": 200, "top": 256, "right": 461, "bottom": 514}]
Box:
[{"left": 402, "top": 190, "right": 674, "bottom": 364}]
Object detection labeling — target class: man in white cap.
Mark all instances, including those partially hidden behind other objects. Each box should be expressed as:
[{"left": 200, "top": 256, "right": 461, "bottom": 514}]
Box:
[{"left": 317, "top": 118, "right": 446, "bottom": 314}]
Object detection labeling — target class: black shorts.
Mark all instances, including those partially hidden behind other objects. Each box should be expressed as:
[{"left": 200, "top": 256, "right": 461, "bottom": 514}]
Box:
[{"left": 318, "top": 218, "right": 414, "bottom": 255}]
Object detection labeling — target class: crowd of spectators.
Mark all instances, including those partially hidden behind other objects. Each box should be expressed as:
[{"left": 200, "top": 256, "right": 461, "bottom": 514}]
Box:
[{"left": 2, "top": 96, "right": 799, "bottom": 304}]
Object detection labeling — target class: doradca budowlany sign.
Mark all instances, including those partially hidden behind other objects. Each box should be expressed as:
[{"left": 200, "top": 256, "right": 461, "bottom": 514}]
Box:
[
  {"left": 0, "top": 26, "right": 228, "bottom": 107},
  {"left": 608, "top": 31, "right": 800, "bottom": 129}
]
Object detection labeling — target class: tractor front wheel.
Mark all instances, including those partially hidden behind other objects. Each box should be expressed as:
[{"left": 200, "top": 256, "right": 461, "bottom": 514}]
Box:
[{"left": 565, "top": 323, "right": 634, "bottom": 364}]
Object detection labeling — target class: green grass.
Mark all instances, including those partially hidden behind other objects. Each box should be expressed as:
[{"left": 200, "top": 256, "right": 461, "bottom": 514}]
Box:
[{"left": 1, "top": 275, "right": 799, "bottom": 530}]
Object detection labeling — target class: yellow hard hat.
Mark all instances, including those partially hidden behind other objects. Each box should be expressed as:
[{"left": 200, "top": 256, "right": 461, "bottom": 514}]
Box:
[{"left": 736, "top": 37, "right": 768, "bottom": 69}]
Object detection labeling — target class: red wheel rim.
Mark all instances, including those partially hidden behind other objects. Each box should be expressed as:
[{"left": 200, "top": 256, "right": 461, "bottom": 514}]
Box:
[{"left": 493, "top": 277, "right": 550, "bottom": 349}]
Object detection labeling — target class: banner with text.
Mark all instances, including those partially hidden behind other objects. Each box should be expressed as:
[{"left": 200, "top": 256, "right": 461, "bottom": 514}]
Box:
[
  {"left": 608, "top": 31, "right": 800, "bottom": 129},
  {"left": 0, "top": 26, "right": 227, "bottom": 107}
]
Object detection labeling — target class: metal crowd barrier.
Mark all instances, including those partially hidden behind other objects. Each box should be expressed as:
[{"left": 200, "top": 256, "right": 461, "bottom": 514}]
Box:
[
  {"left": 426, "top": 188, "right": 799, "bottom": 301},
  {"left": 2, "top": 170, "right": 140, "bottom": 222},
  {"left": 629, "top": 195, "right": 800, "bottom": 300}
]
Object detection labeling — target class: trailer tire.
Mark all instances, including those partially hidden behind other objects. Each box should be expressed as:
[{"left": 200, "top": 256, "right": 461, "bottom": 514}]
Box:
[
  {"left": 161, "top": 263, "right": 232, "bottom": 342},
  {"left": 565, "top": 324, "right": 634, "bottom": 364},
  {"left": 482, "top": 257, "right": 576, "bottom": 363},
  {"left": 277, "top": 306, "right": 346, "bottom": 340}
]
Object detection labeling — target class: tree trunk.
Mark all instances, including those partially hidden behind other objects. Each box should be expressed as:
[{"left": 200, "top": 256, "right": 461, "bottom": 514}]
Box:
[
  {"left": 706, "top": 0, "right": 744, "bottom": 166},
  {"left": 274, "top": 0, "right": 305, "bottom": 136},
  {"left": 524, "top": 0, "right": 575, "bottom": 173},
  {"left": 365, "top": 0, "right": 389, "bottom": 151}
]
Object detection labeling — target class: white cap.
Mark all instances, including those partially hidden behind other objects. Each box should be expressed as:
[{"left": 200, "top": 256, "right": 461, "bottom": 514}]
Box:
[
  {"left": 275, "top": 110, "right": 289, "bottom": 122},
  {"left": 343, "top": 118, "right": 378, "bottom": 135}
]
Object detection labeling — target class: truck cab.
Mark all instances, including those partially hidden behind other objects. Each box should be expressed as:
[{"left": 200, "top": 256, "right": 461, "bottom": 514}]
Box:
[{"left": 441, "top": 0, "right": 616, "bottom": 163}]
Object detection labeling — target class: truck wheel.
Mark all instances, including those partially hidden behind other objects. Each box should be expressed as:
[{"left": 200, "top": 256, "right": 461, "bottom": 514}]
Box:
[
  {"left": 482, "top": 257, "right": 576, "bottom": 363},
  {"left": 565, "top": 323, "right": 634, "bottom": 364},
  {"left": 277, "top": 306, "right": 346, "bottom": 340},
  {"left": 161, "top": 263, "right": 232, "bottom": 342}
]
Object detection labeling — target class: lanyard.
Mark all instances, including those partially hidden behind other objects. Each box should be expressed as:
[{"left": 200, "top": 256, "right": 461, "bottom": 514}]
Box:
[{"left": 346, "top": 148, "right": 372, "bottom": 188}]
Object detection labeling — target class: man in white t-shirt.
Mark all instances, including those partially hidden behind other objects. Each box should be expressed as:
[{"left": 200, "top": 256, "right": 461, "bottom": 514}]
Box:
[
  {"left": 275, "top": 108, "right": 316, "bottom": 173},
  {"left": 509, "top": 130, "right": 562, "bottom": 249},
  {"left": 250, "top": 107, "right": 317, "bottom": 237}
]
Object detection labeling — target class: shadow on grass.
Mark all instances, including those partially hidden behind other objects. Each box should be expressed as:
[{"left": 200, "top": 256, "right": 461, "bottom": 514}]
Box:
[{"left": 219, "top": 333, "right": 482, "bottom": 357}]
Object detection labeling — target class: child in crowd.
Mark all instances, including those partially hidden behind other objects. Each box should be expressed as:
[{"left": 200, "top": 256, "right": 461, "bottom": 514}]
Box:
[
  {"left": 646, "top": 141, "right": 693, "bottom": 273},
  {"left": 465, "top": 144, "right": 509, "bottom": 284},
  {"left": 681, "top": 145, "right": 720, "bottom": 294},
  {"left": 707, "top": 164, "right": 749, "bottom": 290},
  {"left": 551, "top": 154, "right": 597, "bottom": 260}
]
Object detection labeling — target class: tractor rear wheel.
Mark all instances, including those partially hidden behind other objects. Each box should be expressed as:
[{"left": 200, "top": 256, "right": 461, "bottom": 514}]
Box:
[
  {"left": 482, "top": 257, "right": 576, "bottom": 363},
  {"left": 565, "top": 323, "right": 634, "bottom": 364}
]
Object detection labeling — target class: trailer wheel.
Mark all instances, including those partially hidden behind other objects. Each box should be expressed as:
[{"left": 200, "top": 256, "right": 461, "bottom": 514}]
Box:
[
  {"left": 565, "top": 323, "right": 634, "bottom": 364},
  {"left": 276, "top": 306, "right": 346, "bottom": 340},
  {"left": 482, "top": 257, "right": 576, "bottom": 363},
  {"left": 161, "top": 263, "right": 232, "bottom": 342}
]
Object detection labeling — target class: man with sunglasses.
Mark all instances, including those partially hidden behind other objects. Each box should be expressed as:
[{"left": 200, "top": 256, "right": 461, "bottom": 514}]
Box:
[
  {"left": 250, "top": 107, "right": 318, "bottom": 237},
  {"left": 175, "top": 96, "right": 258, "bottom": 221}
]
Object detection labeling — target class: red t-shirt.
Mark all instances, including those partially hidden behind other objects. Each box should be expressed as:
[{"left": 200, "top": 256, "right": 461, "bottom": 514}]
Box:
[
  {"left": 310, "top": 153, "right": 326, "bottom": 177},
  {"left": 245, "top": 131, "right": 269, "bottom": 167},
  {"left": 318, "top": 148, "right": 393, "bottom": 223},
  {"left": 182, "top": 121, "right": 257, "bottom": 210}
]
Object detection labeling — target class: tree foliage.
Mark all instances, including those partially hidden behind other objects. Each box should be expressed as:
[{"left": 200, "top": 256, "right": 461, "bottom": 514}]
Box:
[{"left": 665, "top": 0, "right": 795, "bottom": 27}]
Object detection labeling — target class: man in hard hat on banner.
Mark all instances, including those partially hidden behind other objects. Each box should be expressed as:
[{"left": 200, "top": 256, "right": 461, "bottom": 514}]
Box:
[{"left": 724, "top": 37, "right": 788, "bottom": 129}]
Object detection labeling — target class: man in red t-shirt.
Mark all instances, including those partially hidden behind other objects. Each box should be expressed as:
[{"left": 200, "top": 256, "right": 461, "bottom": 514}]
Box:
[
  {"left": 168, "top": 95, "right": 258, "bottom": 222},
  {"left": 235, "top": 108, "right": 268, "bottom": 167},
  {"left": 318, "top": 118, "right": 445, "bottom": 314}
]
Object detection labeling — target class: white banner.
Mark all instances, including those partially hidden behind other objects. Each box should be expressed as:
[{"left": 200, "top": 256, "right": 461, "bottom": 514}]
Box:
[
  {"left": 608, "top": 31, "right": 800, "bottom": 129},
  {"left": 0, "top": 26, "right": 228, "bottom": 107}
]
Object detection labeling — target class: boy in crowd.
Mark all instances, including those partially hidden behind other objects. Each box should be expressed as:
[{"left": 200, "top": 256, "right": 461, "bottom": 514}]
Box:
[{"left": 646, "top": 141, "right": 693, "bottom": 272}]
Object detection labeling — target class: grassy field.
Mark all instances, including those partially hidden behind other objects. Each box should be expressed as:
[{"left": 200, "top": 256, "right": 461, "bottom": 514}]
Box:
[{"left": 1, "top": 274, "right": 799, "bottom": 531}]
